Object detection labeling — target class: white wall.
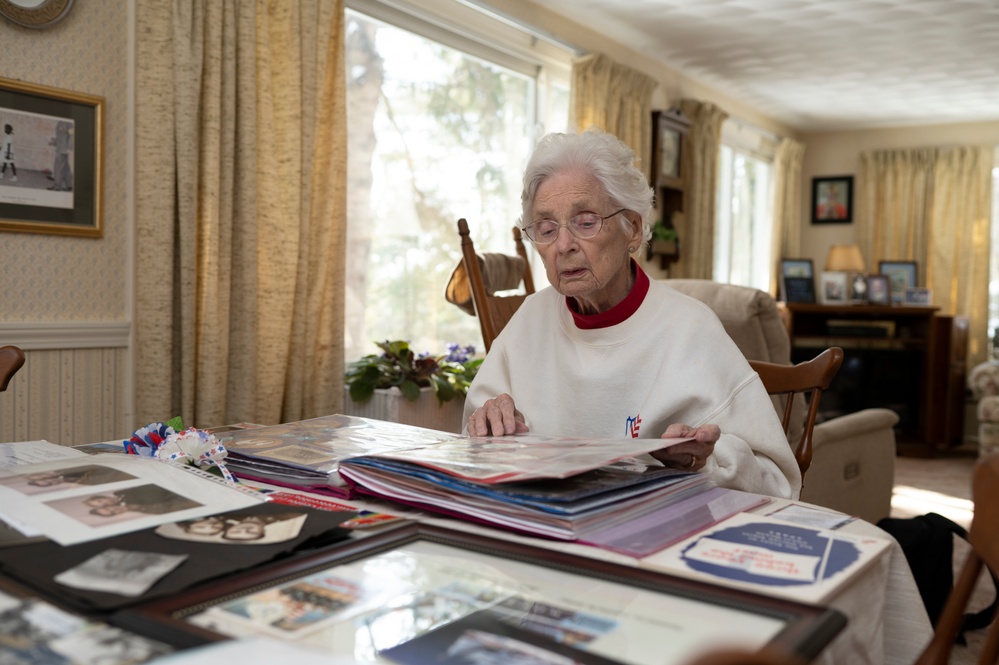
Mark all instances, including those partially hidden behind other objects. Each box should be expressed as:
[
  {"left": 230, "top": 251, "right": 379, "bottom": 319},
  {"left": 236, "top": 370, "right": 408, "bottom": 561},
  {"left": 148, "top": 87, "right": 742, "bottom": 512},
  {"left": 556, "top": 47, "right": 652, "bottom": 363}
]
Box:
[{"left": 799, "top": 121, "right": 999, "bottom": 268}]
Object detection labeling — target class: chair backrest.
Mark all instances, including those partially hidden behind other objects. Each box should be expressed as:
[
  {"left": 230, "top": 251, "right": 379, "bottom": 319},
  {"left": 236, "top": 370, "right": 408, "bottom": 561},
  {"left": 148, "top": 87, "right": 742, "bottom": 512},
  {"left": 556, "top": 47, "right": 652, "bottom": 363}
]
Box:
[
  {"left": 0, "top": 345, "right": 25, "bottom": 392},
  {"left": 915, "top": 452, "right": 999, "bottom": 665},
  {"left": 457, "top": 218, "right": 535, "bottom": 352},
  {"left": 749, "top": 347, "right": 844, "bottom": 480}
]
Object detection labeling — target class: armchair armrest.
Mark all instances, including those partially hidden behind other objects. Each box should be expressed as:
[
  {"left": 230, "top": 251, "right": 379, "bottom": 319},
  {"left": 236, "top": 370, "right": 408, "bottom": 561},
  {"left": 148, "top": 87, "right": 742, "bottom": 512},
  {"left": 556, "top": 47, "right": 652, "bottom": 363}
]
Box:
[{"left": 800, "top": 408, "right": 899, "bottom": 524}]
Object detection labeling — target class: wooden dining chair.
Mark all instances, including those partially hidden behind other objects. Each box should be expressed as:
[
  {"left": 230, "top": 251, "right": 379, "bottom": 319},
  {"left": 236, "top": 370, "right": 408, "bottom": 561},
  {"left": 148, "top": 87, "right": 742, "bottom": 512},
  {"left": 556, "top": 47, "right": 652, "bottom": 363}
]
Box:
[
  {"left": 749, "top": 346, "right": 844, "bottom": 482},
  {"left": 456, "top": 218, "right": 535, "bottom": 352},
  {"left": 0, "top": 345, "right": 25, "bottom": 392},
  {"left": 914, "top": 452, "right": 999, "bottom": 665}
]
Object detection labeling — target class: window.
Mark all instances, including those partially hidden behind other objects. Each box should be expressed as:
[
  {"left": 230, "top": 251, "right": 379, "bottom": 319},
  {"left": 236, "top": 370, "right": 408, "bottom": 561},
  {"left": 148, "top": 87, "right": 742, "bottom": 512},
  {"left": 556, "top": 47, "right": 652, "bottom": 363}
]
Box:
[
  {"left": 344, "top": 0, "right": 570, "bottom": 363},
  {"left": 713, "top": 121, "right": 776, "bottom": 291}
]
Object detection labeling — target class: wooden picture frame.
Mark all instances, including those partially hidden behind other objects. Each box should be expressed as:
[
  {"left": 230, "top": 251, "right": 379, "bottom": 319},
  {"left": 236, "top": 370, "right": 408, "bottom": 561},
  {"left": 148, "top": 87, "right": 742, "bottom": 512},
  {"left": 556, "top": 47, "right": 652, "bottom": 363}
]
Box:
[
  {"left": 811, "top": 176, "right": 853, "bottom": 224},
  {"left": 866, "top": 274, "right": 890, "bottom": 305},
  {"left": 651, "top": 107, "right": 691, "bottom": 189},
  {"left": 113, "top": 524, "right": 845, "bottom": 662},
  {"left": 819, "top": 271, "right": 849, "bottom": 305},
  {"left": 878, "top": 261, "right": 918, "bottom": 305},
  {"left": 0, "top": 76, "right": 103, "bottom": 237}
]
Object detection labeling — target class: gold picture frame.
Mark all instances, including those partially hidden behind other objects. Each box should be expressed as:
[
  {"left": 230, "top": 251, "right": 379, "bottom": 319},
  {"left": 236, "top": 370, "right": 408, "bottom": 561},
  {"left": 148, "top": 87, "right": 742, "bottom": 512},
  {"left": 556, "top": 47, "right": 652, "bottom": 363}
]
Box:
[{"left": 0, "top": 76, "right": 103, "bottom": 237}]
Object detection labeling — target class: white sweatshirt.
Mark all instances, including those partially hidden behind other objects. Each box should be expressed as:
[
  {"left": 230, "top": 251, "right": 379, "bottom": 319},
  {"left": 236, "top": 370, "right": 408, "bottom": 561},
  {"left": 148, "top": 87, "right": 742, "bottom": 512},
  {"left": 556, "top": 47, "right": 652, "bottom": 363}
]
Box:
[{"left": 463, "top": 277, "right": 802, "bottom": 500}]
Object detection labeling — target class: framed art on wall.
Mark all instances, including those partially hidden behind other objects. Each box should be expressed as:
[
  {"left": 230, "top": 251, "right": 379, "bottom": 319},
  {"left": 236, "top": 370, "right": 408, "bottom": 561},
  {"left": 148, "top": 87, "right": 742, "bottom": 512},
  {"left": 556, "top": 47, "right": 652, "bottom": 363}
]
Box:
[
  {"left": 0, "top": 76, "right": 103, "bottom": 237},
  {"left": 651, "top": 107, "right": 691, "bottom": 188},
  {"left": 811, "top": 175, "right": 853, "bottom": 224},
  {"left": 878, "top": 261, "right": 918, "bottom": 304}
]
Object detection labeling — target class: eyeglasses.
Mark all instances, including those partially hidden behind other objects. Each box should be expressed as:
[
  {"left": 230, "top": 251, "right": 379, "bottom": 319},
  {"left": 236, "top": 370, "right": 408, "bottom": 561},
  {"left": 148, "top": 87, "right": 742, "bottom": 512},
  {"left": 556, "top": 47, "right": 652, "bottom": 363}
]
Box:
[{"left": 522, "top": 209, "right": 627, "bottom": 244}]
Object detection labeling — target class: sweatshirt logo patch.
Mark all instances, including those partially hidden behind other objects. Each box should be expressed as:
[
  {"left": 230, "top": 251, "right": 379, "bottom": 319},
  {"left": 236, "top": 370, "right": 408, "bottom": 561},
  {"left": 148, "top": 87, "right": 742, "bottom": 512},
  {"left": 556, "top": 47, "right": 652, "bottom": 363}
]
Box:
[{"left": 626, "top": 415, "right": 641, "bottom": 438}]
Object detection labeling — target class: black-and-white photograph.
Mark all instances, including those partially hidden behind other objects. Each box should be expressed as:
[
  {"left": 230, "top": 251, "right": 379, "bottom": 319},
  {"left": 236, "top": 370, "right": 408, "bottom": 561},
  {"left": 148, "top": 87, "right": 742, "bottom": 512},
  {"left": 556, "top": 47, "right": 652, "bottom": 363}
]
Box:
[
  {"left": 0, "top": 464, "right": 136, "bottom": 496},
  {"left": 156, "top": 508, "right": 308, "bottom": 545},
  {"left": 54, "top": 548, "right": 188, "bottom": 597},
  {"left": 45, "top": 484, "right": 203, "bottom": 527}
]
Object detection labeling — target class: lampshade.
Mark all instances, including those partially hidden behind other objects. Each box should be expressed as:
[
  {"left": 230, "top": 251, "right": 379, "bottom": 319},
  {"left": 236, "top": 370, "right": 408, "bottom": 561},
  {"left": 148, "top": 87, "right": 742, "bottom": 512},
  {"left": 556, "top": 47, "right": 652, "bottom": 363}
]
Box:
[{"left": 825, "top": 244, "right": 865, "bottom": 273}]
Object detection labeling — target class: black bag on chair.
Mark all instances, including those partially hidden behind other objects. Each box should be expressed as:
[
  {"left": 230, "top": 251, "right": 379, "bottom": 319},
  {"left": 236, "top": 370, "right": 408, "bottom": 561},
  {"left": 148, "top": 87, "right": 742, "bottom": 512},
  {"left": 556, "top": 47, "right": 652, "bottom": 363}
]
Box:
[{"left": 877, "top": 512, "right": 999, "bottom": 643}]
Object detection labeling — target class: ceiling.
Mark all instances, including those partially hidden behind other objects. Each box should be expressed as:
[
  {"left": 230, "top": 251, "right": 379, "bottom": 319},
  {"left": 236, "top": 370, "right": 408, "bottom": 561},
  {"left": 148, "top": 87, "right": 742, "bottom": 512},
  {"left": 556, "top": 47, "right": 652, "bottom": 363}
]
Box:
[{"left": 525, "top": 0, "right": 999, "bottom": 132}]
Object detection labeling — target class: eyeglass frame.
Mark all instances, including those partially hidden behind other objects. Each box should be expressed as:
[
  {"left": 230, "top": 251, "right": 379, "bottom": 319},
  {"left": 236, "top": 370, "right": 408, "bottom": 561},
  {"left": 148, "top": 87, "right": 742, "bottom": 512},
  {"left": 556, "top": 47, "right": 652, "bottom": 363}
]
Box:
[{"left": 522, "top": 208, "right": 629, "bottom": 244}]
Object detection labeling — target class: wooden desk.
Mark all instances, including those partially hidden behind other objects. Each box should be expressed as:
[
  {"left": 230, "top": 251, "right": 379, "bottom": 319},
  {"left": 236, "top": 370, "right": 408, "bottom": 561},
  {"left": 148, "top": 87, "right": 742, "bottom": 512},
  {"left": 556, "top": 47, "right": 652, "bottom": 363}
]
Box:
[{"left": 782, "top": 303, "right": 968, "bottom": 455}]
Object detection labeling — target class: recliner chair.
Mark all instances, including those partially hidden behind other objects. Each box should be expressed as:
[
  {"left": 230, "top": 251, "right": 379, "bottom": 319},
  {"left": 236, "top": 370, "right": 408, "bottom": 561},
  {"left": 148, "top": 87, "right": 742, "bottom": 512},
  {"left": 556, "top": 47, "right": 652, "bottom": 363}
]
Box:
[{"left": 664, "top": 279, "right": 898, "bottom": 523}]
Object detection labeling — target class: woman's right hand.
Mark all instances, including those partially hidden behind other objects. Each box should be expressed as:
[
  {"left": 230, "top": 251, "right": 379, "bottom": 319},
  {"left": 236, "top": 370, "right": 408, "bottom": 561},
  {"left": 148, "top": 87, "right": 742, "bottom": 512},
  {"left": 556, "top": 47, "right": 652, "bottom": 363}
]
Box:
[{"left": 466, "top": 393, "right": 529, "bottom": 436}]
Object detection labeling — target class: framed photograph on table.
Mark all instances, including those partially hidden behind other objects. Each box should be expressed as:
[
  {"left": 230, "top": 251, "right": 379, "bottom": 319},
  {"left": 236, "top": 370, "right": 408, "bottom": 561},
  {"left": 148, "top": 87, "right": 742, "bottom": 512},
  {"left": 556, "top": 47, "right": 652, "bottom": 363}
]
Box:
[
  {"left": 819, "top": 272, "right": 849, "bottom": 305},
  {"left": 779, "top": 258, "right": 816, "bottom": 303},
  {"left": 116, "top": 523, "right": 846, "bottom": 663},
  {"left": 866, "top": 274, "right": 891, "bottom": 305},
  {"left": 0, "top": 76, "right": 103, "bottom": 237},
  {"left": 811, "top": 175, "right": 853, "bottom": 224},
  {"left": 904, "top": 287, "right": 932, "bottom": 306},
  {"left": 878, "top": 261, "right": 918, "bottom": 304}
]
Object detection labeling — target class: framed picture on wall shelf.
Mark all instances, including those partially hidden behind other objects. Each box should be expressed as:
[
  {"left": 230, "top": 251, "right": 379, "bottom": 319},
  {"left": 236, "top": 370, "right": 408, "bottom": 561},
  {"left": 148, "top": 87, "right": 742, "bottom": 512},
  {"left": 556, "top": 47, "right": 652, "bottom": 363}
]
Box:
[
  {"left": 819, "top": 271, "right": 849, "bottom": 305},
  {"left": 866, "top": 274, "right": 890, "bottom": 305},
  {"left": 0, "top": 76, "right": 103, "bottom": 237},
  {"left": 779, "top": 258, "right": 816, "bottom": 303},
  {"left": 811, "top": 175, "right": 853, "bottom": 224},
  {"left": 878, "top": 261, "right": 918, "bottom": 304}
]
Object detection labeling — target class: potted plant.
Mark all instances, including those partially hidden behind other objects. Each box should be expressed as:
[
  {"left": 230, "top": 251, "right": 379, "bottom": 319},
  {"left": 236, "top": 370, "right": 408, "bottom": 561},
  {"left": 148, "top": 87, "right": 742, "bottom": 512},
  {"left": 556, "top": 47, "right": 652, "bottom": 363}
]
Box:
[
  {"left": 650, "top": 220, "right": 679, "bottom": 255},
  {"left": 343, "top": 340, "right": 482, "bottom": 433}
]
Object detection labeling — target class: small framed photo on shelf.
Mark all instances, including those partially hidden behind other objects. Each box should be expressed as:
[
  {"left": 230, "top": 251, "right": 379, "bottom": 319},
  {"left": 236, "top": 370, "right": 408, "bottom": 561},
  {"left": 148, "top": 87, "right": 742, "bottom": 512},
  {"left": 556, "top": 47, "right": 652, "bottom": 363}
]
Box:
[
  {"left": 779, "top": 258, "right": 816, "bottom": 303},
  {"left": 878, "top": 261, "right": 918, "bottom": 304},
  {"left": 866, "top": 274, "right": 891, "bottom": 305},
  {"left": 811, "top": 176, "right": 853, "bottom": 224},
  {"left": 848, "top": 272, "right": 868, "bottom": 304},
  {"left": 819, "top": 272, "right": 849, "bottom": 305},
  {"left": 904, "top": 287, "right": 932, "bottom": 306}
]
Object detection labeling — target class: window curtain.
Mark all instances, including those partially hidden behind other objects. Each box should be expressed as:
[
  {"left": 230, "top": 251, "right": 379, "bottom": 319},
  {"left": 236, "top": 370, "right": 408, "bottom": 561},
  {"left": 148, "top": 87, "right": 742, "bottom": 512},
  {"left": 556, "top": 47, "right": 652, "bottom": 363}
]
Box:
[
  {"left": 672, "top": 99, "right": 727, "bottom": 279},
  {"left": 134, "top": 0, "right": 347, "bottom": 429},
  {"left": 570, "top": 53, "right": 657, "bottom": 177},
  {"left": 858, "top": 146, "right": 993, "bottom": 366},
  {"left": 770, "top": 137, "right": 806, "bottom": 296}
]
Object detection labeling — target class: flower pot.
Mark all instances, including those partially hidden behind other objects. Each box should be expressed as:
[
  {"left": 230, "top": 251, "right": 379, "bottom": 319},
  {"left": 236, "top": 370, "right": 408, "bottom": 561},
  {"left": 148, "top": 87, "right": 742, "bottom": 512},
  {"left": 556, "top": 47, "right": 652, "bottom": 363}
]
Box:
[{"left": 342, "top": 386, "right": 465, "bottom": 434}]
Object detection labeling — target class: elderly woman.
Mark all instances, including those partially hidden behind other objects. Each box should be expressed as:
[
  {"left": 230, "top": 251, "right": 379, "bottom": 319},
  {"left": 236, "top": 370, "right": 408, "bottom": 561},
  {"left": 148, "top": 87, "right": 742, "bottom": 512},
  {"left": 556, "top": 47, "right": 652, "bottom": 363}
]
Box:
[{"left": 463, "top": 129, "right": 800, "bottom": 500}]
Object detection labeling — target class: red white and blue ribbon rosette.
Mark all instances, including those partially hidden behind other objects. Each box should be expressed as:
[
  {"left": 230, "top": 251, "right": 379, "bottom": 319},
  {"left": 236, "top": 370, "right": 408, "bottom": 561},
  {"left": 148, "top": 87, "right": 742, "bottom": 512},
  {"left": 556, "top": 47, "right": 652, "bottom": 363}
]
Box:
[{"left": 124, "top": 423, "right": 235, "bottom": 483}]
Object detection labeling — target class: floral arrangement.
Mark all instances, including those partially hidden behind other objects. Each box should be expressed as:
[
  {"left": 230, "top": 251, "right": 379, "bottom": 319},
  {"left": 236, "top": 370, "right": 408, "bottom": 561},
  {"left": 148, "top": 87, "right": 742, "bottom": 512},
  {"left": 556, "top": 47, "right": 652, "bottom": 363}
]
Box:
[
  {"left": 124, "top": 419, "right": 234, "bottom": 482},
  {"left": 345, "top": 340, "right": 482, "bottom": 405}
]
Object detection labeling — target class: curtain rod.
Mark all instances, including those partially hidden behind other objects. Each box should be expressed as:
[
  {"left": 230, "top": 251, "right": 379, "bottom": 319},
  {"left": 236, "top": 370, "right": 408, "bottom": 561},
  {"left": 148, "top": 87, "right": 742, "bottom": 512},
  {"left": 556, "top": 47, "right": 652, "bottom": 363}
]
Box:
[
  {"left": 727, "top": 116, "right": 783, "bottom": 143},
  {"left": 458, "top": 0, "right": 586, "bottom": 55}
]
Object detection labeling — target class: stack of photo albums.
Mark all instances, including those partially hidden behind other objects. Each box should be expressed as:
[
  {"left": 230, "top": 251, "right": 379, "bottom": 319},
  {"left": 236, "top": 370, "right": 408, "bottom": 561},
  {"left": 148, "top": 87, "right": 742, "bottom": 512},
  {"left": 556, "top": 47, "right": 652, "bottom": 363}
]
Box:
[{"left": 214, "top": 414, "right": 766, "bottom": 557}]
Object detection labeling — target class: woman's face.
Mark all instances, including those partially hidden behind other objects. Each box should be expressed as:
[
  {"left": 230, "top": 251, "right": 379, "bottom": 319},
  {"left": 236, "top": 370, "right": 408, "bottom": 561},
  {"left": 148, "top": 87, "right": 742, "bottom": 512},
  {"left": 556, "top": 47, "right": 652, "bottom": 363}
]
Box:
[{"left": 530, "top": 169, "right": 641, "bottom": 314}]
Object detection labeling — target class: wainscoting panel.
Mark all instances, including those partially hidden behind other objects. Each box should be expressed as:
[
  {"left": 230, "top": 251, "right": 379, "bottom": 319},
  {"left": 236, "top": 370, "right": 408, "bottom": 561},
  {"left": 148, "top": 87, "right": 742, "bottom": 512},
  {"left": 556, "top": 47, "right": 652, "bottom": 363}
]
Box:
[
  {"left": 0, "top": 322, "right": 130, "bottom": 446},
  {"left": 0, "top": 348, "right": 126, "bottom": 446}
]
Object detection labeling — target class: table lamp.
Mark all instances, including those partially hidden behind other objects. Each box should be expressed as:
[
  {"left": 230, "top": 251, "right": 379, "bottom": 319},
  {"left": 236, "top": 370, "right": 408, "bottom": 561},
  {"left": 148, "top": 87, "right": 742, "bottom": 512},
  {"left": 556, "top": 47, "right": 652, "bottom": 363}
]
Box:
[{"left": 825, "top": 244, "right": 865, "bottom": 273}]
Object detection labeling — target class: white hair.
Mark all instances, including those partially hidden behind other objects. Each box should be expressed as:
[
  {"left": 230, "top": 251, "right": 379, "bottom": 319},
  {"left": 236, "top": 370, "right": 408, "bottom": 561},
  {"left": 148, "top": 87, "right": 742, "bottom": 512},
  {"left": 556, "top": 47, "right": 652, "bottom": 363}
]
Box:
[{"left": 520, "top": 129, "right": 655, "bottom": 242}]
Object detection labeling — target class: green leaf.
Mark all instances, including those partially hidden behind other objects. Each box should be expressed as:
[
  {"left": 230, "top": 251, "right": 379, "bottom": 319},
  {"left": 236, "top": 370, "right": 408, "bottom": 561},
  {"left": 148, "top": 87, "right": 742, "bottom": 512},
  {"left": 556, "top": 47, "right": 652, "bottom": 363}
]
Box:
[
  {"left": 349, "top": 381, "right": 375, "bottom": 403},
  {"left": 399, "top": 380, "right": 422, "bottom": 401}
]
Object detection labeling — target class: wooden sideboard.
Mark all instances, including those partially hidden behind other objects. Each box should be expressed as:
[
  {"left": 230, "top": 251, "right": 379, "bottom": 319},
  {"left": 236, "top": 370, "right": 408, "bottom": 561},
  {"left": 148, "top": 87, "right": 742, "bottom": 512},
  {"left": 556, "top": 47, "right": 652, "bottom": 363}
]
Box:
[{"left": 781, "top": 303, "right": 968, "bottom": 456}]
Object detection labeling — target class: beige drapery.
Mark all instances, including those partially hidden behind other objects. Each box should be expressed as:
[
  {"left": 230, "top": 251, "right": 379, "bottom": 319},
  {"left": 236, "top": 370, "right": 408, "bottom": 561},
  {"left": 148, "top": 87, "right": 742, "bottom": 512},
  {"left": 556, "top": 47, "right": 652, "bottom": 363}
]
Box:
[
  {"left": 670, "top": 99, "right": 727, "bottom": 279},
  {"left": 770, "top": 137, "right": 806, "bottom": 295},
  {"left": 857, "top": 146, "right": 993, "bottom": 366},
  {"left": 134, "top": 0, "right": 347, "bottom": 429},
  {"left": 570, "top": 53, "right": 657, "bottom": 176}
]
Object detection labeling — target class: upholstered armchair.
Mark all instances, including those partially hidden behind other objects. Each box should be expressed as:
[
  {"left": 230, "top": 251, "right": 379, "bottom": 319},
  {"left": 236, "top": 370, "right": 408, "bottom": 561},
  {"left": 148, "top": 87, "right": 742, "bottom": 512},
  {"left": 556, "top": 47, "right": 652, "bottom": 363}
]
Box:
[{"left": 664, "top": 279, "right": 898, "bottom": 524}]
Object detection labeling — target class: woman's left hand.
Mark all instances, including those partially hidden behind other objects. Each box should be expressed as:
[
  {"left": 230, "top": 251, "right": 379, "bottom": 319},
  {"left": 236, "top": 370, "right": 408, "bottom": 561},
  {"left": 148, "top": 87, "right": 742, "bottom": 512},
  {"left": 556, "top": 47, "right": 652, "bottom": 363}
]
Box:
[{"left": 649, "top": 423, "right": 720, "bottom": 472}]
